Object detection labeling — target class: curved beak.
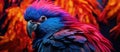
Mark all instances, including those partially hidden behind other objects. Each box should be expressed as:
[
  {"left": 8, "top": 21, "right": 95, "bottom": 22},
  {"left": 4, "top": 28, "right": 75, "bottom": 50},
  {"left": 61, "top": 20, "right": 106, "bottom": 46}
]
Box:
[{"left": 27, "top": 21, "right": 38, "bottom": 38}]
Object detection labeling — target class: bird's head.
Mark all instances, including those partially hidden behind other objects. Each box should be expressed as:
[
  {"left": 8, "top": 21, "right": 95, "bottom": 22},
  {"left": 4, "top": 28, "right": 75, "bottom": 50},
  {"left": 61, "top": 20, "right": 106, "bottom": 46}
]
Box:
[{"left": 24, "top": 0, "right": 78, "bottom": 38}]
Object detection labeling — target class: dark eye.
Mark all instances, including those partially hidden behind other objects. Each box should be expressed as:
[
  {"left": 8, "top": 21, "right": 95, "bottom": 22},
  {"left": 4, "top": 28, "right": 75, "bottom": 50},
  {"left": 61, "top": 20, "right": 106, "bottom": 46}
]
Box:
[{"left": 39, "top": 16, "right": 47, "bottom": 22}]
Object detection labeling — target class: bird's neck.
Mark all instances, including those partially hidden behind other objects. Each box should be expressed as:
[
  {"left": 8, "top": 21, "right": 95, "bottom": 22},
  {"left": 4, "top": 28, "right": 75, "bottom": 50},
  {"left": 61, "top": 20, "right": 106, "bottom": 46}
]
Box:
[{"left": 35, "top": 17, "right": 64, "bottom": 38}]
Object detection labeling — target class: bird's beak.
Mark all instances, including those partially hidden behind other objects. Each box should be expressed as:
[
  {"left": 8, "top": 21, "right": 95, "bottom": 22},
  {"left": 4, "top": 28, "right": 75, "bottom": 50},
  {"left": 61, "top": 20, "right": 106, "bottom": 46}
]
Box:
[{"left": 27, "top": 21, "right": 38, "bottom": 38}]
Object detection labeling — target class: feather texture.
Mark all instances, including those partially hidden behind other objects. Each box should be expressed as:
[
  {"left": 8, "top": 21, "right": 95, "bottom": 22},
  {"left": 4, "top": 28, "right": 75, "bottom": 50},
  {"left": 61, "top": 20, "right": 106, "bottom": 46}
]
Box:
[
  {"left": 54, "top": 0, "right": 102, "bottom": 29},
  {"left": 33, "top": 26, "right": 113, "bottom": 52},
  {"left": 24, "top": 0, "right": 113, "bottom": 52}
]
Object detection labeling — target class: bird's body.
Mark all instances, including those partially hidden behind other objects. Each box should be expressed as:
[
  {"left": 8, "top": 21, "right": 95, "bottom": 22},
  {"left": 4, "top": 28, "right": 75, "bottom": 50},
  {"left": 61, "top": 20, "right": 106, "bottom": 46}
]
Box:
[
  {"left": 33, "top": 28, "right": 94, "bottom": 52},
  {"left": 24, "top": 0, "right": 113, "bottom": 52}
]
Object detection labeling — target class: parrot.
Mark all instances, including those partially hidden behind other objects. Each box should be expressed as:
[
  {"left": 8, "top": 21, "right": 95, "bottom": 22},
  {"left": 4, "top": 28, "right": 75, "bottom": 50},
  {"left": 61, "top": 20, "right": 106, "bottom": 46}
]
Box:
[{"left": 24, "top": 0, "right": 113, "bottom": 52}]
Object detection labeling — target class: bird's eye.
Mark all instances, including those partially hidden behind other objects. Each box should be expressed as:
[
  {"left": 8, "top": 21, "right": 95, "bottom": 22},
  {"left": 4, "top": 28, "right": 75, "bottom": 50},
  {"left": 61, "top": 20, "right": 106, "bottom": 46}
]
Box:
[{"left": 39, "top": 16, "right": 47, "bottom": 22}]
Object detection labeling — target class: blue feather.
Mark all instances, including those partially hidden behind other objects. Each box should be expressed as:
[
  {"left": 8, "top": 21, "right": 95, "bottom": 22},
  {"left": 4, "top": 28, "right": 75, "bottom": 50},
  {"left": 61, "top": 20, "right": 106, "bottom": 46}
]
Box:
[
  {"left": 38, "top": 17, "right": 64, "bottom": 34},
  {"left": 24, "top": 7, "right": 41, "bottom": 21}
]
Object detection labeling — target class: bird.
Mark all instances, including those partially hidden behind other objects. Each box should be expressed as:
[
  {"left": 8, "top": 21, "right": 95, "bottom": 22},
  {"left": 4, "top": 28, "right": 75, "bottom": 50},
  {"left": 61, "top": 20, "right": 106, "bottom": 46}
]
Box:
[{"left": 24, "top": 0, "right": 113, "bottom": 52}]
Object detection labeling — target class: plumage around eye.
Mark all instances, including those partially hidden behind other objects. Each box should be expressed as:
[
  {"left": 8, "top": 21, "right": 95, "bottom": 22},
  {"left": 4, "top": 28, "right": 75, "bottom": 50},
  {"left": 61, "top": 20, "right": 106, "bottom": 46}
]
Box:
[{"left": 39, "top": 16, "right": 47, "bottom": 22}]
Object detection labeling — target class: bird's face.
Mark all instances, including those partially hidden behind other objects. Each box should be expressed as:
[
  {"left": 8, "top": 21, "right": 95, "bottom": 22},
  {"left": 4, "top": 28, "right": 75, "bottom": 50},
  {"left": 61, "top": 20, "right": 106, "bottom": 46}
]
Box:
[
  {"left": 26, "top": 15, "right": 47, "bottom": 38},
  {"left": 24, "top": 0, "right": 72, "bottom": 38},
  {"left": 24, "top": 7, "right": 64, "bottom": 38}
]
